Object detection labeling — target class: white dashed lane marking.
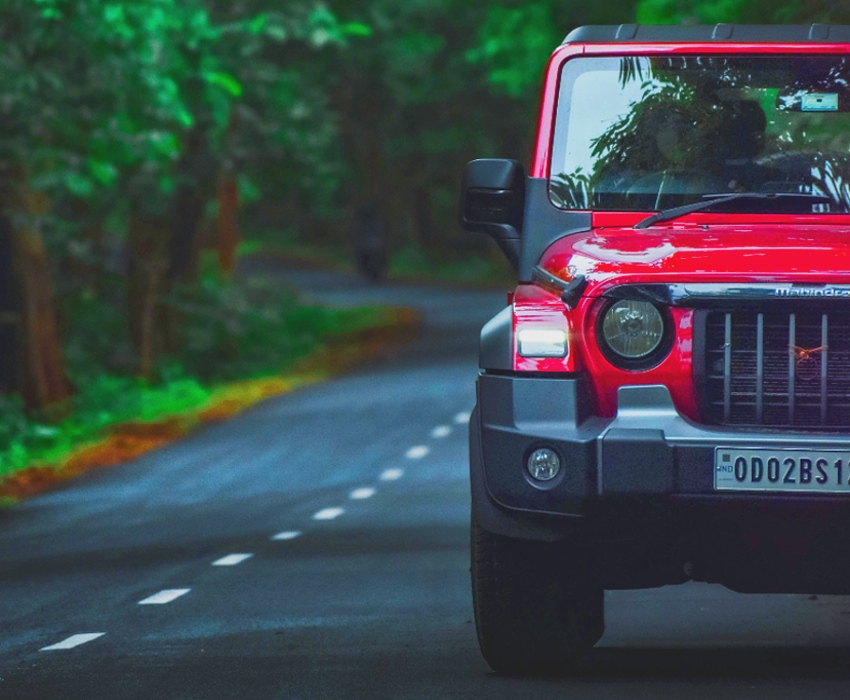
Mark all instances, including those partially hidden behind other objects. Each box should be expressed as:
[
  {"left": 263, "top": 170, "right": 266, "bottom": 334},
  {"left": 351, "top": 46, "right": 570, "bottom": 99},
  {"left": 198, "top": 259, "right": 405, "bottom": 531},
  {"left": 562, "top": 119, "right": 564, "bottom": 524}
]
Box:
[
  {"left": 212, "top": 553, "right": 253, "bottom": 567},
  {"left": 350, "top": 487, "right": 376, "bottom": 500},
  {"left": 380, "top": 468, "right": 404, "bottom": 481},
  {"left": 454, "top": 411, "right": 471, "bottom": 424},
  {"left": 40, "top": 633, "right": 105, "bottom": 651},
  {"left": 431, "top": 425, "right": 452, "bottom": 439},
  {"left": 312, "top": 507, "right": 345, "bottom": 521},
  {"left": 271, "top": 530, "right": 302, "bottom": 541},
  {"left": 406, "top": 445, "right": 429, "bottom": 459},
  {"left": 138, "top": 589, "right": 191, "bottom": 605}
]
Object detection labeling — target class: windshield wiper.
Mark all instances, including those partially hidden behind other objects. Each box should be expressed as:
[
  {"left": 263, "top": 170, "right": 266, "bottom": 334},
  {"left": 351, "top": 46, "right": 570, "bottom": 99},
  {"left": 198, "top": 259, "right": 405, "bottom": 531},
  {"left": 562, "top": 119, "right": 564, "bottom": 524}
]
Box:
[{"left": 634, "top": 192, "right": 832, "bottom": 230}]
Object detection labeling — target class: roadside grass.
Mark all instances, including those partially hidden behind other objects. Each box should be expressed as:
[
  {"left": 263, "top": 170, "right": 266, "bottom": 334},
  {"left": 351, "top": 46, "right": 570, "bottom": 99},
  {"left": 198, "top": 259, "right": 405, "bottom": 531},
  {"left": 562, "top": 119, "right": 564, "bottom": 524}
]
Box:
[{"left": 0, "top": 262, "right": 418, "bottom": 503}]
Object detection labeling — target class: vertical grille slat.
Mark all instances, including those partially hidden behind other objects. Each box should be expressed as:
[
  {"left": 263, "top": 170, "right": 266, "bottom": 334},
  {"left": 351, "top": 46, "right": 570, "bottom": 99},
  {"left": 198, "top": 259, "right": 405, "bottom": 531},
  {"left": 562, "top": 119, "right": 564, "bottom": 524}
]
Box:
[
  {"left": 788, "top": 313, "right": 796, "bottom": 424},
  {"left": 756, "top": 312, "right": 764, "bottom": 422},
  {"left": 723, "top": 312, "right": 732, "bottom": 423},
  {"left": 821, "top": 313, "right": 829, "bottom": 424},
  {"left": 703, "top": 309, "right": 850, "bottom": 431}
]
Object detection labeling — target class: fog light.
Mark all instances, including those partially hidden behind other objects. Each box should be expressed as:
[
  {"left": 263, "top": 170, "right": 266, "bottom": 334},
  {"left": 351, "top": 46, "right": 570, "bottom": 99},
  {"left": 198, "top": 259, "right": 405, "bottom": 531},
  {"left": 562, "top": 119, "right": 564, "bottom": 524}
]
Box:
[{"left": 527, "top": 448, "right": 561, "bottom": 481}]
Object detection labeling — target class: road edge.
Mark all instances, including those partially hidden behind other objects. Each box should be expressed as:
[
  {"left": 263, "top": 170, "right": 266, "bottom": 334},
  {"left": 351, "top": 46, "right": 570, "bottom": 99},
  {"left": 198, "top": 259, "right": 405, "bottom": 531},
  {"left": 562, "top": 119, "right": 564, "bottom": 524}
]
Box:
[{"left": 0, "top": 306, "right": 420, "bottom": 505}]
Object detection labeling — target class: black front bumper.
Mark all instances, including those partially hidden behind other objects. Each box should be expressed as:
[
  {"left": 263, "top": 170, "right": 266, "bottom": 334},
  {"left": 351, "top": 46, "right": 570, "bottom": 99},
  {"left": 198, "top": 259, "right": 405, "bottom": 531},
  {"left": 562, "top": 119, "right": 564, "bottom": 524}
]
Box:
[{"left": 472, "top": 373, "right": 850, "bottom": 542}]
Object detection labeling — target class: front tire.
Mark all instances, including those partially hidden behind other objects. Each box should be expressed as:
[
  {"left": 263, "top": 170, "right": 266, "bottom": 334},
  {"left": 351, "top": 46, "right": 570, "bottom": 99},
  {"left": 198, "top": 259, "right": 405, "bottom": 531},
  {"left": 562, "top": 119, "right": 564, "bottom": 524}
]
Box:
[{"left": 471, "top": 515, "right": 604, "bottom": 675}]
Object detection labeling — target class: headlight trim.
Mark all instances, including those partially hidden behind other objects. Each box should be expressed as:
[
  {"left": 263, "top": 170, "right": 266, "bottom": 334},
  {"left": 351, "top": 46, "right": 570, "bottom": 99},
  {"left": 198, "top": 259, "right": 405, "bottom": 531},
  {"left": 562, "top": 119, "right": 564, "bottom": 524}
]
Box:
[{"left": 596, "top": 299, "right": 674, "bottom": 371}]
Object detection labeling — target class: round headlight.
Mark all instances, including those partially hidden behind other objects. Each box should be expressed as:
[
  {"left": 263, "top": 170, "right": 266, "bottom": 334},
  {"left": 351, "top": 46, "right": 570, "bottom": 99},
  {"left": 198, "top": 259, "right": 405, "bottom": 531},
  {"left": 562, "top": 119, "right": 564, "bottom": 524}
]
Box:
[{"left": 601, "top": 300, "right": 665, "bottom": 359}]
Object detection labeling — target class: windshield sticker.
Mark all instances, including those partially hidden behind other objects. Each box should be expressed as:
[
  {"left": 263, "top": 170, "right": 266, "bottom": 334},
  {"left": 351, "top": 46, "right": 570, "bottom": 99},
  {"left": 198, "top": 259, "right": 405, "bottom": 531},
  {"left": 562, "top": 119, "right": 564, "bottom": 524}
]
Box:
[{"left": 802, "top": 93, "right": 839, "bottom": 111}]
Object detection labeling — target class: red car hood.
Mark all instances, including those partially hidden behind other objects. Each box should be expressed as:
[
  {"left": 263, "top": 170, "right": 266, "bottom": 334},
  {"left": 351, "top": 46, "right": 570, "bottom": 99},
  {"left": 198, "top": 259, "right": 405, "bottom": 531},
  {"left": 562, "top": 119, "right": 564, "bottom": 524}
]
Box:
[{"left": 540, "top": 222, "right": 850, "bottom": 294}]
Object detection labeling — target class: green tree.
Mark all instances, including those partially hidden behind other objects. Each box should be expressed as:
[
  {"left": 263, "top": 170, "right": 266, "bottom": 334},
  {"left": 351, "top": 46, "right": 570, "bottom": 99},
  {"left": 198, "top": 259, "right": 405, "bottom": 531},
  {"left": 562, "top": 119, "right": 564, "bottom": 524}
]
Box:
[
  {"left": 0, "top": 0, "right": 359, "bottom": 400},
  {"left": 636, "top": 0, "right": 850, "bottom": 23},
  {"left": 319, "top": 0, "right": 642, "bottom": 258}
]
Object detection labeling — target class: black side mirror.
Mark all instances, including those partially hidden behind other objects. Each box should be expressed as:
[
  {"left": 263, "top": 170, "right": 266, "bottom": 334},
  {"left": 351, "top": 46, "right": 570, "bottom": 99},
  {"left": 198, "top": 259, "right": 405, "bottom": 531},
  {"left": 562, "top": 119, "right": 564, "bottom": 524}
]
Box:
[{"left": 460, "top": 159, "right": 525, "bottom": 270}]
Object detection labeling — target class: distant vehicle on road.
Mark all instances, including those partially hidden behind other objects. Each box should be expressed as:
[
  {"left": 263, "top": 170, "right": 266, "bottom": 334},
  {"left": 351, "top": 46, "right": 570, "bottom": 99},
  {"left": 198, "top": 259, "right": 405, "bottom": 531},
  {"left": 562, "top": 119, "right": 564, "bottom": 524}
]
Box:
[
  {"left": 461, "top": 23, "right": 850, "bottom": 675},
  {"left": 347, "top": 205, "right": 388, "bottom": 283}
]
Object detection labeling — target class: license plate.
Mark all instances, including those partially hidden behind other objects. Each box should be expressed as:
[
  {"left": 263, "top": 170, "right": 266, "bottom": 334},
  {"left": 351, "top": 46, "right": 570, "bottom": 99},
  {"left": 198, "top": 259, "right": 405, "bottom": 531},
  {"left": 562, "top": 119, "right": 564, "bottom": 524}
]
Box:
[{"left": 715, "top": 448, "right": 850, "bottom": 493}]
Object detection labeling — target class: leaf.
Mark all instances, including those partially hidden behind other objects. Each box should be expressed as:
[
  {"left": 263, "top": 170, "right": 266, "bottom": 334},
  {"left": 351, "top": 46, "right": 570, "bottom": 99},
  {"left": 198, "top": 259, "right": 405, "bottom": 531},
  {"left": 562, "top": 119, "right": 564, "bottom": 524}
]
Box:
[
  {"left": 247, "top": 14, "right": 267, "bottom": 34},
  {"left": 237, "top": 174, "right": 261, "bottom": 203},
  {"left": 176, "top": 107, "right": 195, "bottom": 128},
  {"left": 148, "top": 131, "right": 181, "bottom": 159},
  {"left": 159, "top": 176, "right": 175, "bottom": 194},
  {"left": 266, "top": 25, "right": 288, "bottom": 41},
  {"left": 64, "top": 172, "right": 95, "bottom": 198},
  {"left": 205, "top": 71, "right": 243, "bottom": 98},
  {"left": 32, "top": 425, "right": 59, "bottom": 439},
  {"left": 342, "top": 22, "right": 372, "bottom": 37},
  {"left": 87, "top": 159, "right": 118, "bottom": 186}
]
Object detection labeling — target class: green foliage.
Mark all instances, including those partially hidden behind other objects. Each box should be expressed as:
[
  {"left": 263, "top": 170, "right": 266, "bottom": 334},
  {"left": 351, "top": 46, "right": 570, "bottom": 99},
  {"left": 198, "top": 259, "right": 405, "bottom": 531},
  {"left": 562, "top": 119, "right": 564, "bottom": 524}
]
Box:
[
  {"left": 1, "top": 0, "right": 709, "bottom": 481},
  {"left": 61, "top": 282, "right": 135, "bottom": 384},
  {"left": 635, "top": 0, "right": 850, "bottom": 24},
  {"left": 169, "top": 266, "right": 398, "bottom": 380},
  {"left": 636, "top": 0, "right": 749, "bottom": 24},
  {"left": 0, "top": 283, "right": 398, "bottom": 478},
  {"left": 466, "top": 4, "right": 561, "bottom": 99},
  {"left": 0, "top": 0, "right": 363, "bottom": 230},
  {"left": 0, "top": 373, "right": 213, "bottom": 478},
  {"left": 0, "top": 393, "right": 63, "bottom": 477},
  {"left": 388, "top": 245, "right": 513, "bottom": 287},
  {"left": 2, "top": 0, "right": 206, "bottom": 208}
]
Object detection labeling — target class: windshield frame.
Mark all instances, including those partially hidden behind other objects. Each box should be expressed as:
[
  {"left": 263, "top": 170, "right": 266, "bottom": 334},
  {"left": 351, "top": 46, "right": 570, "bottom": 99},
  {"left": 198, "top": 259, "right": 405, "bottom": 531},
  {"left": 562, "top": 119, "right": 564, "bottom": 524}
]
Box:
[{"left": 536, "top": 42, "right": 850, "bottom": 220}]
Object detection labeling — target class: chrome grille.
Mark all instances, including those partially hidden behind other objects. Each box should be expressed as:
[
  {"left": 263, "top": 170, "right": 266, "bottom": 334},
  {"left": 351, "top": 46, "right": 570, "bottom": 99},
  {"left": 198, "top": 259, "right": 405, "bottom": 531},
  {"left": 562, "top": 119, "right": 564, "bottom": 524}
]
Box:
[{"left": 703, "top": 310, "right": 850, "bottom": 430}]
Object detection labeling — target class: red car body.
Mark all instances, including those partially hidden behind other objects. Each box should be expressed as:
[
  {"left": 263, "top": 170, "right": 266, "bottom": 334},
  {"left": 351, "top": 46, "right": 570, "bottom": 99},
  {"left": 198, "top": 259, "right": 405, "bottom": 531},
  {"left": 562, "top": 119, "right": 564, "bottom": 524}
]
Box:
[
  {"left": 522, "top": 38, "right": 850, "bottom": 415},
  {"left": 464, "top": 24, "right": 850, "bottom": 676},
  {"left": 519, "top": 221, "right": 850, "bottom": 416}
]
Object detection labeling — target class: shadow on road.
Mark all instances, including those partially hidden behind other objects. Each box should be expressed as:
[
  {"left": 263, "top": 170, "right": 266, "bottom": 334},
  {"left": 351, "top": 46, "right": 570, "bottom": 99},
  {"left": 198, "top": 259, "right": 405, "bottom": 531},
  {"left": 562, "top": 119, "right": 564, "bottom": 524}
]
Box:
[{"left": 575, "top": 645, "right": 850, "bottom": 680}]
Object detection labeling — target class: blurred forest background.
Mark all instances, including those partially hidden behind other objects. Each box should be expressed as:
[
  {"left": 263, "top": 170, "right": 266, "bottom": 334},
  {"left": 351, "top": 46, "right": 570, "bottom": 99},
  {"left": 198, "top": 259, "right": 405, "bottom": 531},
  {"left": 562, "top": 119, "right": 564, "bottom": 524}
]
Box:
[{"left": 0, "top": 0, "right": 847, "bottom": 478}]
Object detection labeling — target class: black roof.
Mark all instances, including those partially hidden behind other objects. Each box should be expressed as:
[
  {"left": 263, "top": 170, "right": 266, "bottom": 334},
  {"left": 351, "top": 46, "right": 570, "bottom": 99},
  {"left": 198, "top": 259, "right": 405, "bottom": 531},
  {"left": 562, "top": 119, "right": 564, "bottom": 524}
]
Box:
[{"left": 564, "top": 24, "right": 850, "bottom": 44}]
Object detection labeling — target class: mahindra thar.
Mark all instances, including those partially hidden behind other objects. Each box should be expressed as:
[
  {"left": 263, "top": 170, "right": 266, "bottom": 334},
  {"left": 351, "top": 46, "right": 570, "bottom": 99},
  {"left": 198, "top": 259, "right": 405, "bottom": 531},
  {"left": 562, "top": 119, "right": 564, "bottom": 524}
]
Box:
[{"left": 461, "top": 23, "right": 850, "bottom": 675}]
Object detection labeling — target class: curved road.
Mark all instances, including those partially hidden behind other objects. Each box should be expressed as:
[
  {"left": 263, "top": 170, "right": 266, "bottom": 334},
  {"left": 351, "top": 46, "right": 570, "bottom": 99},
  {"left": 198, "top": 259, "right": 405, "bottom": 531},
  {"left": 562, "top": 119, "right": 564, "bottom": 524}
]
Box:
[{"left": 2, "top": 268, "right": 850, "bottom": 699}]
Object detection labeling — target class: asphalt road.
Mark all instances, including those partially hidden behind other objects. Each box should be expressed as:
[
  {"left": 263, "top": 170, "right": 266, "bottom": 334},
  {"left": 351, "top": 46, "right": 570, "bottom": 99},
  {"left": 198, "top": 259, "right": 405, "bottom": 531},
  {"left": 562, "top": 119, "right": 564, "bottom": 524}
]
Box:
[{"left": 3, "top": 268, "right": 850, "bottom": 699}]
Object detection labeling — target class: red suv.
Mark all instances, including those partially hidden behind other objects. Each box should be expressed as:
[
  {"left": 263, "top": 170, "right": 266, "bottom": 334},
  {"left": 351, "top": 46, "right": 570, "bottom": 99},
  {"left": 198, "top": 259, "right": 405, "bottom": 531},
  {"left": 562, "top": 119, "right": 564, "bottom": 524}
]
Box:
[{"left": 462, "top": 23, "right": 850, "bottom": 675}]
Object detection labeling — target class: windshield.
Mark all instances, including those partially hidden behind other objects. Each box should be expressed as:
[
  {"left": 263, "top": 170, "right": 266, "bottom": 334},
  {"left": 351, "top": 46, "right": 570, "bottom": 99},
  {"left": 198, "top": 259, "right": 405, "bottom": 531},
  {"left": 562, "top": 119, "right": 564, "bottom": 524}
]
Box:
[{"left": 549, "top": 55, "right": 850, "bottom": 214}]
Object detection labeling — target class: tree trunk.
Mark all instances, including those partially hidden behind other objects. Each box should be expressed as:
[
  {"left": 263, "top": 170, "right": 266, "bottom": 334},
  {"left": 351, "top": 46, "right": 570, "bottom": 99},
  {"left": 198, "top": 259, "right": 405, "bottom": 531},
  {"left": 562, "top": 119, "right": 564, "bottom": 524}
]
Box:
[
  {"left": 170, "top": 125, "right": 214, "bottom": 285},
  {"left": 409, "top": 187, "right": 440, "bottom": 251},
  {"left": 127, "top": 215, "right": 170, "bottom": 380},
  {"left": 170, "top": 185, "right": 207, "bottom": 284},
  {"left": 216, "top": 173, "right": 240, "bottom": 278},
  {"left": 9, "top": 190, "right": 71, "bottom": 417},
  {"left": 0, "top": 216, "right": 18, "bottom": 394},
  {"left": 335, "top": 80, "right": 397, "bottom": 250}
]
